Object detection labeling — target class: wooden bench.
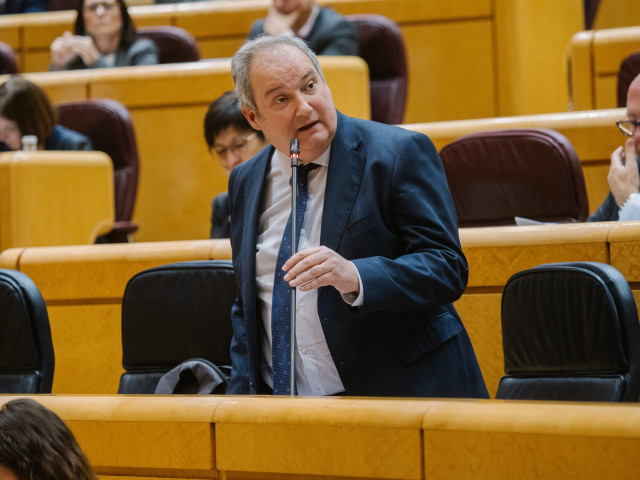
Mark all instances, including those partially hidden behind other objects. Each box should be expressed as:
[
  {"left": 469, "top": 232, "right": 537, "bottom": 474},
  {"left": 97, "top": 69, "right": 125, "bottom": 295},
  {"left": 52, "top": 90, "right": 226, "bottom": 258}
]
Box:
[
  {"left": 0, "top": 151, "right": 113, "bottom": 250},
  {"left": 568, "top": 25, "right": 640, "bottom": 111},
  {"left": 1, "top": 394, "right": 639, "bottom": 480},
  {"left": 0, "top": 0, "right": 584, "bottom": 123},
  {"left": 1, "top": 56, "right": 369, "bottom": 242},
  {"left": 4, "top": 221, "right": 640, "bottom": 397}
]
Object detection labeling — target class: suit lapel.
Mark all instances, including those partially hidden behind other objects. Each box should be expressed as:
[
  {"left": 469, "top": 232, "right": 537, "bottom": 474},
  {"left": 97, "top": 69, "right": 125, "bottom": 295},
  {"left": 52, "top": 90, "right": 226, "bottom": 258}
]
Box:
[
  {"left": 321, "top": 112, "right": 365, "bottom": 251},
  {"left": 241, "top": 147, "right": 274, "bottom": 308}
]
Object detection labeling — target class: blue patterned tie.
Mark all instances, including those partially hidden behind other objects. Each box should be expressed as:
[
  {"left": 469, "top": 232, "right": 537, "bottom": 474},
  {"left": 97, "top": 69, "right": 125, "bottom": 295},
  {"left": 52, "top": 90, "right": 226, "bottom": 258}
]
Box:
[{"left": 271, "top": 162, "right": 319, "bottom": 395}]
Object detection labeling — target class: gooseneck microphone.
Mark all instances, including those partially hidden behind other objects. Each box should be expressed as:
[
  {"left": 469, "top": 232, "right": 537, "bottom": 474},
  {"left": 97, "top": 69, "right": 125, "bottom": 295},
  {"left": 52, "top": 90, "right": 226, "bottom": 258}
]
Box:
[{"left": 289, "top": 137, "right": 300, "bottom": 396}]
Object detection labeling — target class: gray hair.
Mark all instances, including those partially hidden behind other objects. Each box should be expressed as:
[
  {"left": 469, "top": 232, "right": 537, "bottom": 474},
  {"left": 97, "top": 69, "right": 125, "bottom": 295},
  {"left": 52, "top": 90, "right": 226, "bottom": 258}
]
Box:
[{"left": 231, "top": 35, "right": 325, "bottom": 113}]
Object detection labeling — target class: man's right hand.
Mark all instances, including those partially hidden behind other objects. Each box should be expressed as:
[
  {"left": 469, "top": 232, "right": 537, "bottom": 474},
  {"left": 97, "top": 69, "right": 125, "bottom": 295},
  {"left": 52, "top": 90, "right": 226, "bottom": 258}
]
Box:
[
  {"left": 608, "top": 139, "right": 640, "bottom": 207},
  {"left": 263, "top": 5, "right": 302, "bottom": 35}
]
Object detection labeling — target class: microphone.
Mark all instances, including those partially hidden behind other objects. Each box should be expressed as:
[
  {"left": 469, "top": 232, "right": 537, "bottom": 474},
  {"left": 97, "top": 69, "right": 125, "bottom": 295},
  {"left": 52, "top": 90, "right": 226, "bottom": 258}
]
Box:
[
  {"left": 288, "top": 137, "right": 299, "bottom": 396},
  {"left": 290, "top": 138, "right": 300, "bottom": 166}
]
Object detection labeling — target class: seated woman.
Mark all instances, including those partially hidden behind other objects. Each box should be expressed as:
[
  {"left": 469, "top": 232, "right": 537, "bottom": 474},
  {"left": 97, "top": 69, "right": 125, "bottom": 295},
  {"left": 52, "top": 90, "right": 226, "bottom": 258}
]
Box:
[
  {"left": 49, "top": 0, "right": 158, "bottom": 71},
  {"left": 0, "top": 398, "right": 97, "bottom": 480},
  {"left": 204, "top": 90, "right": 267, "bottom": 238},
  {"left": 0, "top": 75, "right": 92, "bottom": 151}
]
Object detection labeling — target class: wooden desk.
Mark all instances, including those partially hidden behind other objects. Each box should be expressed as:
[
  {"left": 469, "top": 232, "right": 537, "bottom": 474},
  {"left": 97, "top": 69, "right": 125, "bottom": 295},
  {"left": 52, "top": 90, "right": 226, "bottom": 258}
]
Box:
[
  {"left": 568, "top": 26, "right": 640, "bottom": 111},
  {"left": 4, "top": 221, "right": 639, "bottom": 397},
  {"left": 1, "top": 0, "right": 584, "bottom": 122},
  {"left": 0, "top": 151, "right": 113, "bottom": 250},
  {"left": 1, "top": 395, "right": 639, "bottom": 480}
]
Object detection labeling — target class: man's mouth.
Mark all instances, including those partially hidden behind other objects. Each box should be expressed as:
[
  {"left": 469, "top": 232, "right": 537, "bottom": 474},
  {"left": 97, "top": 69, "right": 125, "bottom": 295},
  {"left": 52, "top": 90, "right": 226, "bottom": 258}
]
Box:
[{"left": 298, "top": 121, "right": 319, "bottom": 132}]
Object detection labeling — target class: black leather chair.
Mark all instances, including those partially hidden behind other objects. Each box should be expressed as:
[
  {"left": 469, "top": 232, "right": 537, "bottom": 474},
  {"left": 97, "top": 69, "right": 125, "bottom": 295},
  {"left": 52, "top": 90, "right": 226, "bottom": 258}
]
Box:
[
  {"left": 0, "top": 269, "right": 54, "bottom": 394},
  {"left": 57, "top": 98, "right": 140, "bottom": 243},
  {"left": 137, "top": 25, "right": 200, "bottom": 64},
  {"left": 0, "top": 41, "right": 18, "bottom": 74},
  {"left": 118, "top": 260, "right": 235, "bottom": 394},
  {"left": 617, "top": 50, "right": 640, "bottom": 107},
  {"left": 496, "top": 262, "right": 640, "bottom": 402},
  {"left": 439, "top": 128, "right": 589, "bottom": 227},
  {"left": 347, "top": 14, "right": 407, "bottom": 125}
]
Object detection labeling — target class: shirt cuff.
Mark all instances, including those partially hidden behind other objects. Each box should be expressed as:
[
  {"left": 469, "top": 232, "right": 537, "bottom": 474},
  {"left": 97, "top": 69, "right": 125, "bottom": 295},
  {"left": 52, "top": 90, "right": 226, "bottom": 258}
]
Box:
[
  {"left": 618, "top": 192, "right": 640, "bottom": 221},
  {"left": 341, "top": 261, "right": 363, "bottom": 307}
]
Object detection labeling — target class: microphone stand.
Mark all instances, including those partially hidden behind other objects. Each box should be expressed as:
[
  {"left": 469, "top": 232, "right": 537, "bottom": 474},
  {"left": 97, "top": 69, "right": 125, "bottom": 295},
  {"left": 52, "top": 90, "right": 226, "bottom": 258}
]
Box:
[{"left": 288, "top": 137, "right": 300, "bottom": 397}]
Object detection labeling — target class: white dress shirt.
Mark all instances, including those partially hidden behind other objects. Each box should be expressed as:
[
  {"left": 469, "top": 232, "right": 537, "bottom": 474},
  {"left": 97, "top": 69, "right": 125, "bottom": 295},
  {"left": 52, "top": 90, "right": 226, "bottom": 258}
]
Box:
[
  {"left": 255, "top": 147, "right": 345, "bottom": 396},
  {"left": 619, "top": 193, "right": 640, "bottom": 221}
]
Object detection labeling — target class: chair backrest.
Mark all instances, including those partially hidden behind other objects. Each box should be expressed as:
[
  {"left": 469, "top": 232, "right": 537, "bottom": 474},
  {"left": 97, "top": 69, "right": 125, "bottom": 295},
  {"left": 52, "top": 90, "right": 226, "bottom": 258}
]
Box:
[
  {"left": 57, "top": 98, "right": 139, "bottom": 242},
  {"left": 118, "top": 260, "right": 236, "bottom": 394},
  {"left": 346, "top": 14, "right": 407, "bottom": 125},
  {"left": 46, "top": 0, "right": 78, "bottom": 11},
  {"left": 0, "top": 269, "right": 54, "bottom": 394},
  {"left": 0, "top": 41, "right": 18, "bottom": 74},
  {"left": 496, "top": 262, "right": 640, "bottom": 402},
  {"left": 617, "top": 50, "right": 640, "bottom": 107},
  {"left": 137, "top": 25, "right": 200, "bottom": 65},
  {"left": 438, "top": 128, "right": 589, "bottom": 227}
]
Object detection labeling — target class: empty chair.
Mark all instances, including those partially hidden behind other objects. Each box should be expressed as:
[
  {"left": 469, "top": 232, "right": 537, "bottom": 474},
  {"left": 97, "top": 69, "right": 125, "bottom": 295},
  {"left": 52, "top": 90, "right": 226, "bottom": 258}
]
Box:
[
  {"left": 439, "top": 128, "right": 589, "bottom": 227},
  {"left": 346, "top": 14, "right": 407, "bottom": 125},
  {"left": 617, "top": 50, "right": 640, "bottom": 107},
  {"left": 137, "top": 26, "right": 200, "bottom": 65},
  {"left": 57, "top": 98, "right": 139, "bottom": 243},
  {"left": 0, "top": 269, "right": 54, "bottom": 394},
  {"left": 118, "top": 260, "right": 236, "bottom": 394},
  {"left": 0, "top": 41, "right": 18, "bottom": 75},
  {"left": 496, "top": 262, "right": 640, "bottom": 402}
]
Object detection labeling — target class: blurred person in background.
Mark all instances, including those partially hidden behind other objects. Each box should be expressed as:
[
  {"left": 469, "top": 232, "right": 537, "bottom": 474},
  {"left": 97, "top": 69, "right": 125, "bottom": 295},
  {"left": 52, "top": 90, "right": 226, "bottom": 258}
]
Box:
[
  {"left": 0, "top": 75, "right": 92, "bottom": 151},
  {"left": 0, "top": 398, "right": 97, "bottom": 480},
  {"left": 49, "top": 0, "right": 157, "bottom": 70},
  {"left": 204, "top": 90, "right": 267, "bottom": 238},
  {"left": 247, "top": 0, "right": 357, "bottom": 56}
]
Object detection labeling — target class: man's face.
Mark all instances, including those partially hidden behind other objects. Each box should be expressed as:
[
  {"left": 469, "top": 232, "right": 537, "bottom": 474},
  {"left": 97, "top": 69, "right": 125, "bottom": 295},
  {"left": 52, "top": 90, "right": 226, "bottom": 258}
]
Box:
[
  {"left": 241, "top": 45, "right": 337, "bottom": 163},
  {"left": 272, "top": 0, "right": 313, "bottom": 15},
  {"left": 627, "top": 80, "right": 640, "bottom": 156}
]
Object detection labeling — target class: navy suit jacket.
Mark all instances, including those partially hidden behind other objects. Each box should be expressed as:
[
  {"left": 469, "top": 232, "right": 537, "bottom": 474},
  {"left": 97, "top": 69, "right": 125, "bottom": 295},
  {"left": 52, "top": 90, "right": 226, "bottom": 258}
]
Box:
[
  {"left": 227, "top": 112, "right": 488, "bottom": 398},
  {"left": 248, "top": 7, "right": 358, "bottom": 56}
]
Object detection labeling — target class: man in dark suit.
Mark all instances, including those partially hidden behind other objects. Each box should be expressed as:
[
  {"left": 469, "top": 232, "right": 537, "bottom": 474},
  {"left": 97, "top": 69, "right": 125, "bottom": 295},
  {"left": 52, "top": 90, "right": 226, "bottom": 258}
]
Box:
[
  {"left": 226, "top": 35, "right": 488, "bottom": 398},
  {"left": 247, "top": 0, "right": 357, "bottom": 56},
  {"left": 588, "top": 73, "right": 640, "bottom": 222}
]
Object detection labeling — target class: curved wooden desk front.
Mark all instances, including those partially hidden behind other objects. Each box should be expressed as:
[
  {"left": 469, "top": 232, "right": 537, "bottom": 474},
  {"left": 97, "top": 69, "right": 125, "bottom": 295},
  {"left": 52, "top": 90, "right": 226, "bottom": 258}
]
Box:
[
  {"left": 0, "top": 394, "right": 638, "bottom": 480},
  {"left": 0, "top": 151, "right": 113, "bottom": 251}
]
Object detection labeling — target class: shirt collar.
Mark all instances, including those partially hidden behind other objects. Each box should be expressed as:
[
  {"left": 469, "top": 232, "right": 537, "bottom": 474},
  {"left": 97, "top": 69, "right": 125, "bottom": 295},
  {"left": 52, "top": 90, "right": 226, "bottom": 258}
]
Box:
[{"left": 296, "top": 4, "right": 320, "bottom": 39}]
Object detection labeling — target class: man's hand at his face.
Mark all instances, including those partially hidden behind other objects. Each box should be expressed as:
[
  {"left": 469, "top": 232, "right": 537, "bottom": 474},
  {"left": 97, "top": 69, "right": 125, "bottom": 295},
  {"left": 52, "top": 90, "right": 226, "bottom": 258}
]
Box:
[
  {"left": 263, "top": 4, "right": 305, "bottom": 35},
  {"left": 608, "top": 138, "right": 640, "bottom": 207}
]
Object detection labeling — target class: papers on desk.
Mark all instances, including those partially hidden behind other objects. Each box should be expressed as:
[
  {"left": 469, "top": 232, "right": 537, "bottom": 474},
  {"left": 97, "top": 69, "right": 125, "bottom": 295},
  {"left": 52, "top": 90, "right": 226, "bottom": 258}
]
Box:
[{"left": 514, "top": 216, "right": 556, "bottom": 226}]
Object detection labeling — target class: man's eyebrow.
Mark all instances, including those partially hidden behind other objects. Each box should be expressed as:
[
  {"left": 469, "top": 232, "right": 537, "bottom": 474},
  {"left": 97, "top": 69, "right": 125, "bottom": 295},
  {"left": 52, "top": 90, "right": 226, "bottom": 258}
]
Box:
[{"left": 262, "top": 69, "right": 318, "bottom": 98}]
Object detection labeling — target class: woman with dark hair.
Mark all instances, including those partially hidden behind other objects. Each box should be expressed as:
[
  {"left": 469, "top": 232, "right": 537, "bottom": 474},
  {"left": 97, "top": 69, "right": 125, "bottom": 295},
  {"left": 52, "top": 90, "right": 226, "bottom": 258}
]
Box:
[
  {"left": 0, "top": 75, "right": 92, "bottom": 151},
  {"left": 204, "top": 90, "right": 267, "bottom": 238},
  {"left": 49, "top": 0, "right": 157, "bottom": 70},
  {"left": 0, "top": 398, "right": 97, "bottom": 480}
]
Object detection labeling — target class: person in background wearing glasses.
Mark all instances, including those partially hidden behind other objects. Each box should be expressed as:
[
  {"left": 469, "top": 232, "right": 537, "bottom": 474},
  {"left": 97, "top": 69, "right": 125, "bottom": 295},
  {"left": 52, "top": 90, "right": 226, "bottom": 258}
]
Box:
[
  {"left": 49, "top": 0, "right": 157, "bottom": 71},
  {"left": 588, "top": 73, "right": 640, "bottom": 222},
  {"left": 204, "top": 91, "right": 267, "bottom": 238}
]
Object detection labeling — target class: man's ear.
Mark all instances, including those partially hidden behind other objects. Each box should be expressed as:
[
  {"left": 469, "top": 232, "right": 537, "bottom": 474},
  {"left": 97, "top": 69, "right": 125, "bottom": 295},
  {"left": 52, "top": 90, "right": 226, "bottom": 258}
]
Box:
[{"left": 241, "top": 106, "right": 261, "bottom": 131}]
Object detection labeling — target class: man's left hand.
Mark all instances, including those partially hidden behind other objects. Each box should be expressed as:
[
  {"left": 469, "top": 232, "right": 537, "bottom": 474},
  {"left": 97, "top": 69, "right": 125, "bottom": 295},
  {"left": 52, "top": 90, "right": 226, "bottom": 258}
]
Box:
[{"left": 283, "top": 246, "right": 360, "bottom": 294}]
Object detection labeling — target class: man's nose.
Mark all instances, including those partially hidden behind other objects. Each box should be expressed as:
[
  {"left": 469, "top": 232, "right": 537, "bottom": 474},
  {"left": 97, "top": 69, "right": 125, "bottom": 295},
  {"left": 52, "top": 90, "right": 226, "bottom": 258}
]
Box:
[{"left": 293, "top": 92, "right": 313, "bottom": 114}]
